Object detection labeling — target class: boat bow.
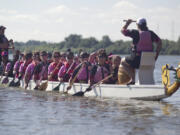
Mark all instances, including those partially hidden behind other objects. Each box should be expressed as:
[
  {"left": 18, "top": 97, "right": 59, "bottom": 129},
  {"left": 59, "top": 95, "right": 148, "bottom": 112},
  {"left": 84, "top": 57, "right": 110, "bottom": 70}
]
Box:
[{"left": 162, "top": 64, "right": 180, "bottom": 96}]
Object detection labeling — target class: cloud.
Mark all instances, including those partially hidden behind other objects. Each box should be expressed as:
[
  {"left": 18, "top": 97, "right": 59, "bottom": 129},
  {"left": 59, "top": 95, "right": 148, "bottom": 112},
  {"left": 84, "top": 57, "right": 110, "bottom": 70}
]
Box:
[
  {"left": 113, "top": 0, "right": 137, "bottom": 9},
  {"left": 13, "top": 14, "right": 39, "bottom": 22},
  {"left": 46, "top": 5, "right": 70, "bottom": 14},
  {"left": 0, "top": 9, "right": 17, "bottom": 14}
]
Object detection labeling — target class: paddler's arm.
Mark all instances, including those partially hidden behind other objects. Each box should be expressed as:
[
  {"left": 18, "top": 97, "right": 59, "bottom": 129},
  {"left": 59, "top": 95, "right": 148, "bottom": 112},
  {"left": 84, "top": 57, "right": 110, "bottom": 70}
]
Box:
[
  {"left": 4, "top": 62, "right": 11, "bottom": 77},
  {"left": 68, "top": 63, "right": 83, "bottom": 84},
  {"left": 121, "top": 19, "right": 133, "bottom": 35}
]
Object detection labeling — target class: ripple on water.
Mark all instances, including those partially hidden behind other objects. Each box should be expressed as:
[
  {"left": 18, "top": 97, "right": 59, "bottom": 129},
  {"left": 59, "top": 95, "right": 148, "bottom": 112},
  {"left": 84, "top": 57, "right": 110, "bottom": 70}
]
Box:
[{"left": 0, "top": 85, "right": 180, "bottom": 135}]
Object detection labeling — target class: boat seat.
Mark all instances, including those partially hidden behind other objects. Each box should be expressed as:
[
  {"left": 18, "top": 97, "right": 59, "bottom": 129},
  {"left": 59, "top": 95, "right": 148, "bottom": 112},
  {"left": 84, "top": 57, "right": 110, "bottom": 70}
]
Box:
[{"left": 136, "top": 52, "right": 156, "bottom": 85}]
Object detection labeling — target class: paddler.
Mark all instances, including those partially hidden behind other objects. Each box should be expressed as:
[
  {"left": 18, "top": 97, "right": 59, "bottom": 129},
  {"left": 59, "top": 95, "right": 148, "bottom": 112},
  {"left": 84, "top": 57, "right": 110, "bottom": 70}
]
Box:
[
  {"left": 1, "top": 50, "right": 20, "bottom": 84},
  {"left": 48, "top": 52, "right": 63, "bottom": 81},
  {"left": 0, "top": 25, "right": 14, "bottom": 63},
  {"left": 121, "top": 18, "right": 162, "bottom": 84},
  {"left": 58, "top": 51, "right": 76, "bottom": 82},
  {"left": 24, "top": 52, "right": 40, "bottom": 89},
  {"left": 89, "top": 51, "right": 110, "bottom": 86},
  {"left": 69, "top": 52, "right": 91, "bottom": 83},
  {"left": 18, "top": 52, "right": 33, "bottom": 79}
]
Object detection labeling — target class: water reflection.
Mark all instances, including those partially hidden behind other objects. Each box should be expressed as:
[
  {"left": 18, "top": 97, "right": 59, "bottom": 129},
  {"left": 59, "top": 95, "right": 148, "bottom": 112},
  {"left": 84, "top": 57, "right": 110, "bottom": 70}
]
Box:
[{"left": 1, "top": 87, "right": 180, "bottom": 135}]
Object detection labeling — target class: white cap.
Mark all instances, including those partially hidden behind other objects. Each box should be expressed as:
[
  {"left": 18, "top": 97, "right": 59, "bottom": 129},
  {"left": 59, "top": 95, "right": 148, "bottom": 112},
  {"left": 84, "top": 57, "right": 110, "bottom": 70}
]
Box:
[{"left": 137, "top": 18, "right": 146, "bottom": 25}]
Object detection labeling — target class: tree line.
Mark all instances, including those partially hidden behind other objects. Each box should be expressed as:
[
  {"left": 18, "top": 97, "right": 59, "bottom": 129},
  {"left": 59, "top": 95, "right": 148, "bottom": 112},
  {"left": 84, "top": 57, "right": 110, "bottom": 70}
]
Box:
[{"left": 14, "top": 34, "right": 180, "bottom": 55}]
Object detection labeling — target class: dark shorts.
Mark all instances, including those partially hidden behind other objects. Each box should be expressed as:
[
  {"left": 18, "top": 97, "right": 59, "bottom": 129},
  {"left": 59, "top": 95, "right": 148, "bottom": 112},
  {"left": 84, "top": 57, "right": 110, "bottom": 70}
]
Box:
[{"left": 125, "top": 52, "right": 141, "bottom": 69}]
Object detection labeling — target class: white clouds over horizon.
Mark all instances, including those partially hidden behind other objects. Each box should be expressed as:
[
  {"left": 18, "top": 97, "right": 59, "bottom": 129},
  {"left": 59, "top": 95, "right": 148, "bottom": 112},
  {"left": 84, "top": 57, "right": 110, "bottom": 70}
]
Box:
[{"left": 0, "top": 0, "right": 180, "bottom": 42}]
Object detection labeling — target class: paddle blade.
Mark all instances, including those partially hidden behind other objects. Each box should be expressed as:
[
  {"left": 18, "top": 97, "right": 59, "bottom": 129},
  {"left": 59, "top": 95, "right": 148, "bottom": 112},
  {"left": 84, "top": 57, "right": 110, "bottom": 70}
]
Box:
[
  {"left": 34, "top": 86, "right": 39, "bottom": 90},
  {"left": 38, "top": 81, "right": 48, "bottom": 91},
  {"left": 53, "top": 83, "right": 61, "bottom": 91},
  {"left": 66, "top": 85, "right": 72, "bottom": 91},
  {"left": 1, "top": 77, "right": 9, "bottom": 84},
  {"left": 53, "top": 86, "right": 59, "bottom": 91},
  {"left": 14, "top": 80, "right": 20, "bottom": 87},
  {"left": 86, "top": 87, "right": 92, "bottom": 92},
  {"left": 8, "top": 80, "right": 15, "bottom": 87},
  {"left": 73, "top": 91, "right": 85, "bottom": 96}
]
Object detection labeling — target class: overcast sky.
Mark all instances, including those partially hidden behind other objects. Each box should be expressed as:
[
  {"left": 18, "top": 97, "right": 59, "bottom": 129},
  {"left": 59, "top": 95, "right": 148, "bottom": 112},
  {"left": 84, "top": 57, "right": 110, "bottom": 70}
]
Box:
[{"left": 0, "top": 0, "right": 180, "bottom": 42}]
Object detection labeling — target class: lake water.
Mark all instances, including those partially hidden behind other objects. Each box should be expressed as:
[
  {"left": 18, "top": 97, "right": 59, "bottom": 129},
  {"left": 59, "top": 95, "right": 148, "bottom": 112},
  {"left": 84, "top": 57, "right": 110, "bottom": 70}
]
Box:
[{"left": 0, "top": 55, "right": 180, "bottom": 135}]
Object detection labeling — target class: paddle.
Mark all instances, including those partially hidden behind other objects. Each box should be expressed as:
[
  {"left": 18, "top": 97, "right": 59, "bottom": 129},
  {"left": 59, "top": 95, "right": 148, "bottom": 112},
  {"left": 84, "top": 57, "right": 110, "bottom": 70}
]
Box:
[
  {"left": 0, "top": 65, "right": 5, "bottom": 82},
  {"left": 24, "top": 64, "right": 38, "bottom": 89},
  {"left": 33, "top": 64, "right": 48, "bottom": 90},
  {"left": 8, "top": 76, "right": 15, "bottom": 87},
  {"left": 52, "top": 82, "right": 62, "bottom": 91},
  {"left": 73, "top": 74, "right": 112, "bottom": 96},
  {"left": 66, "top": 62, "right": 85, "bottom": 92},
  {"left": 52, "top": 61, "right": 75, "bottom": 91},
  {"left": 123, "top": 20, "right": 136, "bottom": 22},
  {"left": 13, "top": 75, "right": 22, "bottom": 87},
  {"left": 38, "top": 61, "right": 63, "bottom": 91},
  {"left": 13, "top": 60, "right": 30, "bottom": 87}
]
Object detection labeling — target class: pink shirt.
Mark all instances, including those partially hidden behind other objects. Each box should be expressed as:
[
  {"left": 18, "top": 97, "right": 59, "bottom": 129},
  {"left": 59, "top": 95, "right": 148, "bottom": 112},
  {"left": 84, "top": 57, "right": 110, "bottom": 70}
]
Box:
[
  {"left": 25, "top": 63, "right": 36, "bottom": 80},
  {"left": 48, "top": 62, "right": 63, "bottom": 81},
  {"left": 58, "top": 62, "right": 76, "bottom": 78},
  {"left": 13, "top": 61, "right": 23, "bottom": 78},
  {"left": 5, "top": 62, "right": 11, "bottom": 73}
]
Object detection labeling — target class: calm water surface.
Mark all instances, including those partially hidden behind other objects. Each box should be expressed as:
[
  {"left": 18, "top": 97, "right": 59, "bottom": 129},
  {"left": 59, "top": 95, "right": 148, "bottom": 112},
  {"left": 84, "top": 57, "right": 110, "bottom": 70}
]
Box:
[{"left": 0, "top": 55, "right": 180, "bottom": 135}]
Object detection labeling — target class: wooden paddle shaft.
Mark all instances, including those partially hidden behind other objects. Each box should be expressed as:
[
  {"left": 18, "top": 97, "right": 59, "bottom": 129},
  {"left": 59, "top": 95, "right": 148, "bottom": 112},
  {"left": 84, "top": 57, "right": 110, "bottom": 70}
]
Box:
[
  {"left": 123, "top": 20, "right": 136, "bottom": 22},
  {"left": 92, "top": 74, "right": 113, "bottom": 88}
]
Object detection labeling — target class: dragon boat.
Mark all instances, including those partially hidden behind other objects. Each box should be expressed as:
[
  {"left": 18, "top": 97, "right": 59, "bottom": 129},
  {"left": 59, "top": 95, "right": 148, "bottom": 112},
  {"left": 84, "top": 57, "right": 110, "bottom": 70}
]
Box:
[
  {"left": 2, "top": 63, "right": 179, "bottom": 101},
  {"left": 2, "top": 53, "right": 180, "bottom": 101}
]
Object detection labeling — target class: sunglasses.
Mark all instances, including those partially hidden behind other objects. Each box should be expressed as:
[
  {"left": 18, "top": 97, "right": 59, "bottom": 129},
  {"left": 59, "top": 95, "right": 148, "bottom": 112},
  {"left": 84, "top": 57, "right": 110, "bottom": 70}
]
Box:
[
  {"left": 41, "top": 54, "right": 47, "bottom": 56},
  {"left": 54, "top": 55, "right": 60, "bottom": 58},
  {"left": 98, "top": 56, "right": 105, "bottom": 58}
]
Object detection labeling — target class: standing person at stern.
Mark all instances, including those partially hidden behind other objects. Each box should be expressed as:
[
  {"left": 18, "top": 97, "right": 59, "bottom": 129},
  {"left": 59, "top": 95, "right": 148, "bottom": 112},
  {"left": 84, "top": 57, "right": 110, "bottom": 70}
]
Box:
[
  {"left": 0, "top": 25, "right": 14, "bottom": 63},
  {"left": 121, "top": 18, "right": 162, "bottom": 84}
]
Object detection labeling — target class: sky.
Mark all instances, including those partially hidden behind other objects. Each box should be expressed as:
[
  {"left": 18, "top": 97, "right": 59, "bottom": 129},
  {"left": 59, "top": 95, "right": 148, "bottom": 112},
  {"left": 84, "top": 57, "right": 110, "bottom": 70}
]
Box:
[{"left": 0, "top": 0, "right": 180, "bottom": 42}]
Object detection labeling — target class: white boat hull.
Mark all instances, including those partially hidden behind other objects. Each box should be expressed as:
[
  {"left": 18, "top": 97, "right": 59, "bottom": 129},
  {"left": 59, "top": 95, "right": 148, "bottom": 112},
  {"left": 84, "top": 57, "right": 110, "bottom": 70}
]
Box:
[{"left": 18, "top": 79, "right": 168, "bottom": 101}]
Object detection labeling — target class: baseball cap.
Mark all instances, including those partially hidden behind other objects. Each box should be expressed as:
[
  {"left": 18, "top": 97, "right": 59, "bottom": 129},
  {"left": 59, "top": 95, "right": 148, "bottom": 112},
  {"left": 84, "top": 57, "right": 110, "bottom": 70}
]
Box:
[
  {"left": 80, "top": 52, "right": 89, "bottom": 58},
  {"left": 137, "top": 18, "right": 146, "bottom": 25},
  {"left": 0, "top": 25, "right": 6, "bottom": 30}
]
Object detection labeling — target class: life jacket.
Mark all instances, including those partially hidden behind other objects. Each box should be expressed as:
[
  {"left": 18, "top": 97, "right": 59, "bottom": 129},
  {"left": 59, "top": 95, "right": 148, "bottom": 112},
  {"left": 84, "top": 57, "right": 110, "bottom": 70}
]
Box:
[
  {"left": 76, "top": 62, "right": 91, "bottom": 83},
  {"left": 13, "top": 61, "right": 23, "bottom": 78},
  {"left": 25, "top": 62, "right": 38, "bottom": 81},
  {"left": 91, "top": 63, "right": 110, "bottom": 83},
  {"left": 62, "top": 62, "right": 76, "bottom": 82},
  {"left": 48, "top": 62, "right": 63, "bottom": 81},
  {"left": 19, "top": 60, "right": 32, "bottom": 78},
  {"left": 40, "top": 61, "right": 49, "bottom": 80},
  {"left": 136, "top": 31, "right": 153, "bottom": 53}
]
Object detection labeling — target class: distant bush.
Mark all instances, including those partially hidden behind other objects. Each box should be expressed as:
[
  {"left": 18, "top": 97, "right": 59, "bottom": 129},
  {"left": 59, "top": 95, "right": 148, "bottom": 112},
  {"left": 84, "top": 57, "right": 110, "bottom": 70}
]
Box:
[{"left": 14, "top": 34, "right": 180, "bottom": 55}]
